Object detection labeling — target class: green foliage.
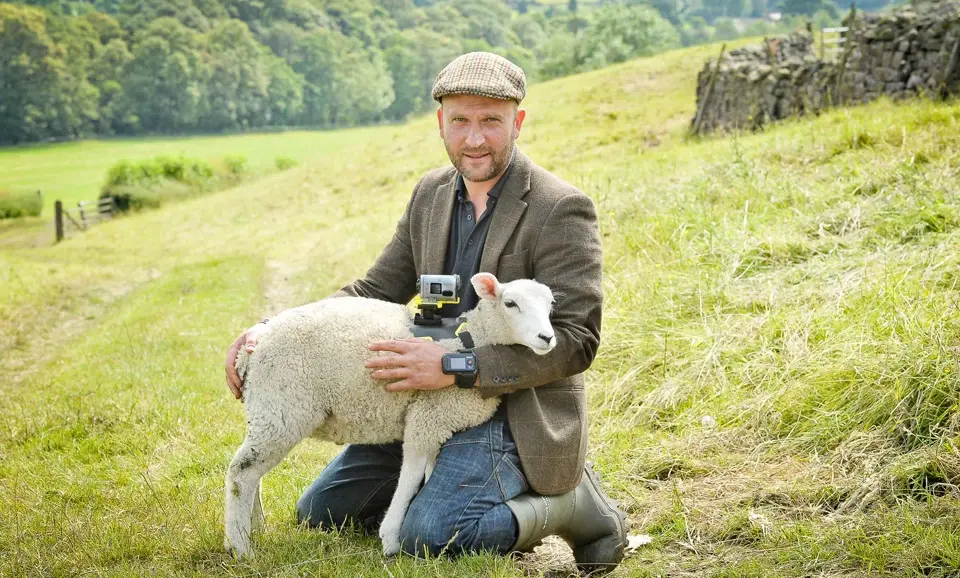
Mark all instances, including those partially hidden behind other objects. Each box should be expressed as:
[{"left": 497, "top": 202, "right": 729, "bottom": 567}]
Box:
[
  {"left": 1, "top": 0, "right": 780, "bottom": 144},
  {"left": 779, "top": 0, "right": 842, "bottom": 17},
  {"left": 0, "top": 190, "right": 43, "bottom": 219},
  {"left": 274, "top": 156, "right": 297, "bottom": 170},
  {"left": 0, "top": 4, "right": 96, "bottom": 144},
  {"left": 221, "top": 154, "right": 248, "bottom": 175},
  {"left": 579, "top": 4, "right": 680, "bottom": 68},
  {"left": 539, "top": 4, "right": 681, "bottom": 80},
  {"left": 101, "top": 155, "right": 218, "bottom": 211}
]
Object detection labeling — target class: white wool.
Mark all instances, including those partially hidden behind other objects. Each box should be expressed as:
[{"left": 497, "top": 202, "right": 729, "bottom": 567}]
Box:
[{"left": 224, "top": 274, "right": 556, "bottom": 558}]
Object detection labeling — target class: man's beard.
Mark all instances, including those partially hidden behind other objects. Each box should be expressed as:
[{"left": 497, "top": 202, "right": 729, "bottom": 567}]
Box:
[{"left": 447, "top": 139, "right": 514, "bottom": 182}]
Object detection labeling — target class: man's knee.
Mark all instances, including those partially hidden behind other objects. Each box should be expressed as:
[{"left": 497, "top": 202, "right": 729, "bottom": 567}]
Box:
[
  {"left": 296, "top": 493, "right": 347, "bottom": 529},
  {"left": 398, "top": 504, "right": 471, "bottom": 557}
]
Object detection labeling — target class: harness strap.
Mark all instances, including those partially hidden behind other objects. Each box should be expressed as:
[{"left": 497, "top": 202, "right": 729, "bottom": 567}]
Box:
[{"left": 458, "top": 330, "right": 475, "bottom": 349}]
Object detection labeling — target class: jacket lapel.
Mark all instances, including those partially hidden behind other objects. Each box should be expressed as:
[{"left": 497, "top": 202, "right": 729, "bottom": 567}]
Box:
[
  {"left": 480, "top": 148, "right": 532, "bottom": 273},
  {"left": 423, "top": 171, "right": 458, "bottom": 275}
]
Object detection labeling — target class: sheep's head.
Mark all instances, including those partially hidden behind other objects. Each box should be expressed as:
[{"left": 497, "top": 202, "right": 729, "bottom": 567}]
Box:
[{"left": 471, "top": 273, "right": 556, "bottom": 355}]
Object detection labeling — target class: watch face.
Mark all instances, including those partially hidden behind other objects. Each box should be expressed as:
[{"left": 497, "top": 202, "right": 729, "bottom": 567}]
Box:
[{"left": 448, "top": 357, "right": 468, "bottom": 371}]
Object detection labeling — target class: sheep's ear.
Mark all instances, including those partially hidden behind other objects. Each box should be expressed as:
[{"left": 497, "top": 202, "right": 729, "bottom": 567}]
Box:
[{"left": 471, "top": 273, "right": 500, "bottom": 301}]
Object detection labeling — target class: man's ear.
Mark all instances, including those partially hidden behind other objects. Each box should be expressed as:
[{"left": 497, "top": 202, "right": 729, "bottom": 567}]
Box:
[
  {"left": 471, "top": 273, "right": 500, "bottom": 301},
  {"left": 437, "top": 107, "right": 444, "bottom": 135},
  {"left": 513, "top": 108, "right": 526, "bottom": 138}
]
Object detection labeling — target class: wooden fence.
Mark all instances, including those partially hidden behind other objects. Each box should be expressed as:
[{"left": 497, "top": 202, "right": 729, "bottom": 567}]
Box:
[
  {"left": 820, "top": 26, "right": 851, "bottom": 62},
  {"left": 54, "top": 197, "right": 115, "bottom": 242}
]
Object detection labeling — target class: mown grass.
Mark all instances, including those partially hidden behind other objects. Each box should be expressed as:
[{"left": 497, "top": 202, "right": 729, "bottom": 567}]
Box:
[{"left": 3, "top": 40, "right": 960, "bottom": 577}]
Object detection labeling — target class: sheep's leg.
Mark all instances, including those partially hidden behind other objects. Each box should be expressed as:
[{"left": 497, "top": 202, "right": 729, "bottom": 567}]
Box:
[
  {"left": 224, "top": 435, "right": 299, "bottom": 557},
  {"left": 251, "top": 479, "right": 265, "bottom": 531},
  {"left": 379, "top": 442, "right": 433, "bottom": 557},
  {"left": 423, "top": 446, "right": 440, "bottom": 485}
]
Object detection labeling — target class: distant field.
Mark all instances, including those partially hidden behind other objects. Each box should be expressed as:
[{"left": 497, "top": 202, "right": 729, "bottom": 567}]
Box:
[
  {"left": 5, "top": 38, "right": 960, "bottom": 578},
  {"left": 0, "top": 128, "right": 381, "bottom": 216}
]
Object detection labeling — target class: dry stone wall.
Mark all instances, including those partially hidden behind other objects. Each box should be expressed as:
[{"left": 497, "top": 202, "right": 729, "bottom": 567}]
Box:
[{"left": 692, "top": 1, "right": 960, "bottom": 134}]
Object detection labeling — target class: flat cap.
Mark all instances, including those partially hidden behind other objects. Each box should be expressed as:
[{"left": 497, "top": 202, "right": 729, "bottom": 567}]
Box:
[{"left": 432, "top": 52, "right": 526, "bottom": 103}]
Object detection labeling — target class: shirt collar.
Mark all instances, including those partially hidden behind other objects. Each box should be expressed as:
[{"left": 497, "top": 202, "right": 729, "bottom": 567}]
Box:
[{"left": 454, "top": 148, "right": 517, "bottom": 203}]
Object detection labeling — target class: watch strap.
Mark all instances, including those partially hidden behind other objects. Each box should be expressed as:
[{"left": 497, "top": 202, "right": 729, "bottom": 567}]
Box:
[{"left": 454, "top": 370, "right": 478, "bottom": 389}]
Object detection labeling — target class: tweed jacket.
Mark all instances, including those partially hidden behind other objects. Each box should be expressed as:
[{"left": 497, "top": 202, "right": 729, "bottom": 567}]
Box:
[{"left": 335, "top": 148, "right": 603, "bottom": 495}]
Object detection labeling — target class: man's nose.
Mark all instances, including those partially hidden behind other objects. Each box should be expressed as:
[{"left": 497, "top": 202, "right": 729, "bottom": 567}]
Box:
[{"left": 465, "top": 127, "right": 485, "bottom": 148}]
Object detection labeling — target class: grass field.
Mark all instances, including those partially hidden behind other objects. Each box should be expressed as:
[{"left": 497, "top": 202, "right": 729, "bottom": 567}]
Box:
[
  {"left": 0, "top": 127, "right": 382, "bottom": 216},
  {"left": 3, "top": 38, "right": 960, "bottom": 577}
]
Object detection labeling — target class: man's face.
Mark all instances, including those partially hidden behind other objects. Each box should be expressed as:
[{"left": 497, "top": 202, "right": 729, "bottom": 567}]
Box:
[{"left": 437, "top": 94, "right": 526, "bottom": 183}]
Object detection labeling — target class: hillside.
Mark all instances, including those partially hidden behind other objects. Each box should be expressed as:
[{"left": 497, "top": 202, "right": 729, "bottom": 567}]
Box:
[{"left": 3, "top": 39, "right": 960, "bottom": 577}]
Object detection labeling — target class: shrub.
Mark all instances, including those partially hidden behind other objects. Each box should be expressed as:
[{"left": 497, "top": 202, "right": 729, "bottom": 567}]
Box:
[
  {"left": 275, "top": 156, "right": 298, "bottom": 170},
  {"left": 101, "top": 155, "right": 218, "bottom": 212},
  {"left": 0, "top": 190, "right": 43, "bottom": 219},
  {"left": 222, "top": 155, "right": 248, "bottom": 176}
]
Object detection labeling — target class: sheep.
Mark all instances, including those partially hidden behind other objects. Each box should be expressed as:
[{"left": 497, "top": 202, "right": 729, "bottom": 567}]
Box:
[{"left": 224, "top": 272, "right": 557, "bottom": 558}]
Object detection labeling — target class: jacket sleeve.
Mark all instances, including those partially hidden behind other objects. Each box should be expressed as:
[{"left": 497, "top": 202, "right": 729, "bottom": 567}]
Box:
[
  {"left": 329, "top": 178, "right": 422, "bottom": 304},
  {"left": 474, "top": 192, "right": 603, "bottom": 396}
]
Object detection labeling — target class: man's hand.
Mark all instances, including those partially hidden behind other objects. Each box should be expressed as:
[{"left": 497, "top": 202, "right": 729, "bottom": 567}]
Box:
[
  {"left": 366, "top": 338, "right": 456, "bottom": 392},
  {"left": 225, "top": 322, "right": 272, "bottom": 400}
]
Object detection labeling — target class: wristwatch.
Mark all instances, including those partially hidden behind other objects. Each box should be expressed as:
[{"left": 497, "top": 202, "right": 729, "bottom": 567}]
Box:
[{"left": 441, "top": 350, "right": 478, "bottom": 389}]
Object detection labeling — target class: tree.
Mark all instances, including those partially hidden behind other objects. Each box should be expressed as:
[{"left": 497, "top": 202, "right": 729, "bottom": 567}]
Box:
[
  {"left": 123, "top": 18, "right": 207, "bottom": 131},
  {"left": 779, "top": 0, "right": 840, "bottom": 16},
  {"left": 90, "top": 38, "right": 134, "bottom": 133},
  {"left": 0, "top": 4, "right": 93, "bottom": 144},
  {"left": 203, "top": 19, "right": 272, "bottom": 130},
  {"left": 578, "top": 5, "right": 680, "bottom": 69},
  {"left": 264, "top": 54, "right": 303, "bottom": 125},
  {"left": 453, "top": 0, "right": 516, "bottom": 49},
  {"left": 713, "top": 17, "right": 738, "bottom": 40},
  {"left": 383, "top": 27, "right": 460, "bottom": 120},
  {"left": 679, "top": 15, "right": 714, "bottom": 46},
  {"left": 289, "top": 28, "right": 391, "bottom": 127},
  {"left": 511, "top": 13, "right": 548, "bottom": 53}
]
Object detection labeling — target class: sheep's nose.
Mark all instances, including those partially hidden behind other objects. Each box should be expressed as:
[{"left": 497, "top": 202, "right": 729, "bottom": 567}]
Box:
[{"left": 538, "top": 333, "right": 554, "bottom": 345}]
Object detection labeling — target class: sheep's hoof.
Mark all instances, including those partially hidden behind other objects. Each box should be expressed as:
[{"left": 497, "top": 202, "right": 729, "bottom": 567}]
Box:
[
  {"left": 224, "top": 540, "right": 253, "bottom": 559},
  {"left": 380, "top": 528, "right": 401, "bottom": 557},
  {"left": 382, "top": 539, "right": 401, "bottom": 557}
]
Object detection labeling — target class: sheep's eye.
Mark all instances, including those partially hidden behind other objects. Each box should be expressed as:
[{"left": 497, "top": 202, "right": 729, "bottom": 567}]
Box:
[{"left": 504, "top": 300, "right": 519, "bottom": 309}]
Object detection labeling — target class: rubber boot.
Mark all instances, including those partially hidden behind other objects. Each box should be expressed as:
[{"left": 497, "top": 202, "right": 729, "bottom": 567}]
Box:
[{"left": 505, "top": 463, "right": 626, "bottom": 575}]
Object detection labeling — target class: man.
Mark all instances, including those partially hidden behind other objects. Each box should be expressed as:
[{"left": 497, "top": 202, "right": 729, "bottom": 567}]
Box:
[{"left": 224, "top": 52, "right": 626, "bottom": 573}]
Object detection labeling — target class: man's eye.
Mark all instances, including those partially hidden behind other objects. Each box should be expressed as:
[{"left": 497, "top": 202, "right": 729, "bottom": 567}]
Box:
[{"left": 504, "top": 300, "right": 518, "bottom": 309}]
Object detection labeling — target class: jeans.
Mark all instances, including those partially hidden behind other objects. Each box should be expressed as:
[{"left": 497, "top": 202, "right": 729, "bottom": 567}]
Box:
[{"left": 296, "top": 409, "right": 528, "bottom": 556}]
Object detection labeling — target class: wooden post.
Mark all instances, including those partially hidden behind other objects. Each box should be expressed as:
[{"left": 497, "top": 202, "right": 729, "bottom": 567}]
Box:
[
  {"left": 691, "top": 43, "right": 727, "bottom": 137},
  {"left": 833, "top": 6, "right": 858, "bottom": 106},
  {"left": 55, "top": 200, "right": 64, "bottom": 243}
]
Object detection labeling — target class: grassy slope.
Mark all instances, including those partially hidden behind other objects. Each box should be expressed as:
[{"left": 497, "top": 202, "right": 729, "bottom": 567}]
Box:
[{"left": 3, "top": 38, "right": 960, "bottom": 577}]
